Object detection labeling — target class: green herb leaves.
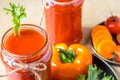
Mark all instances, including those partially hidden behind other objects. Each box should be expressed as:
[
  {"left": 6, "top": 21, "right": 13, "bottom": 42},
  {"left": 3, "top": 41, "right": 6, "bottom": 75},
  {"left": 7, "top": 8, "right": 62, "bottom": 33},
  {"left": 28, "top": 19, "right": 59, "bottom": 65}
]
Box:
[
  {"left": 4, "top": 2, "right": 27, "bottom": 36},
  {"left": 78, "top": 64, "right": 114, "bottom": 80},
  {"left": 87, "top": 64, "right": 103, "bottom": 80}
]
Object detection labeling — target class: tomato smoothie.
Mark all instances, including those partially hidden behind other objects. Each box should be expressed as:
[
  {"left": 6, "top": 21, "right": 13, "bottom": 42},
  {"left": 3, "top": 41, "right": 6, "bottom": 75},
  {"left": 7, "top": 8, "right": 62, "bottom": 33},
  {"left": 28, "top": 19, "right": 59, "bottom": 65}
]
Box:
[
  {"left": 44, "top": 0, "right": 84, "bottom": 45},
  {"left": 1, "top": 24, "right": 52, "bottom": 80}
]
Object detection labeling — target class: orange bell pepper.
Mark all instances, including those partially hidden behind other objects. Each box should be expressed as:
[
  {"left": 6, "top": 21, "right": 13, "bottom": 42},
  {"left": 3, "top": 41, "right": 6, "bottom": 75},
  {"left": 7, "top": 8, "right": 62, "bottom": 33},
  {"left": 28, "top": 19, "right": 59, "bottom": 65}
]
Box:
[{"left": 51, "top": 43, "right": 93, "bottom": 80}]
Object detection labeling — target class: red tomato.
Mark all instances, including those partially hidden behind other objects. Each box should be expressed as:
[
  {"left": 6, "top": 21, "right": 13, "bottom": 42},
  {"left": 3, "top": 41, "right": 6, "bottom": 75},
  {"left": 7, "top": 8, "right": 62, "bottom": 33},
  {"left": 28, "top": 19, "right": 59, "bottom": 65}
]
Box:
[{"left": 105, "top": 16, "right": 120, "bottom": 34}]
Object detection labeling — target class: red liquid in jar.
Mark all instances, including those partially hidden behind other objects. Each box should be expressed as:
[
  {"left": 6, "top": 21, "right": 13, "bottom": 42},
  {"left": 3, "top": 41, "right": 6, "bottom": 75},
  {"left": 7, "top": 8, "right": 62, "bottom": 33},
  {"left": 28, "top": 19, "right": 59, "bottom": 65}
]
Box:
[
  {"left": 1, "top": 24, "right": 51, "bottom": 80},
  {"left": 5, "top": 29, "right": 45, "bottom": 55},
  {"left": 44, "top": 0, "right": 84, "bottom": 45}
]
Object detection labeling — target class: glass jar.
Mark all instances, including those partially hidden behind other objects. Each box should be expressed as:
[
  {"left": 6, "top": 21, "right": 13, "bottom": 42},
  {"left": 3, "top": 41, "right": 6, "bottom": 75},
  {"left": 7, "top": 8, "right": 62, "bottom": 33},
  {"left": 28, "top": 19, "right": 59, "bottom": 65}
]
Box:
[
  {"left": 1, "top": 24, "right": 52, "bottom": 80},
  {"left": 44, "top": 0, "right": 84, "bottom": 45}
]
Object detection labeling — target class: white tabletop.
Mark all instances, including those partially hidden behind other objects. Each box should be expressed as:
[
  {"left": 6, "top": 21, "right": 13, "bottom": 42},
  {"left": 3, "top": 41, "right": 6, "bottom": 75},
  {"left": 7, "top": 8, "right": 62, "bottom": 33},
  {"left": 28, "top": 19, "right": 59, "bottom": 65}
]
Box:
[{"left": 0, "top": 0, "right": 120, "bottom": 80}]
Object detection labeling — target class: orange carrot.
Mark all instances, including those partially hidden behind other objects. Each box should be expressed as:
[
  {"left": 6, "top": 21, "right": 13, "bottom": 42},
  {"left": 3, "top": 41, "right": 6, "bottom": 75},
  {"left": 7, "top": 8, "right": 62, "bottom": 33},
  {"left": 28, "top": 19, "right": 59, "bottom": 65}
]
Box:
[
  {"left": 96, "top": 39, "right": 116, "bottom": 59},
  {"left": 92, "top": 29, "right": 112, "bottom": 41},
  {"left": 93, "top": 35, "right": 112, "bottom": 50},
  {"left": 91, "top": 25, "right": 116, "bottom": 59},
  {"left": 91, "top": 25, "right": 111, "bottom": 38},
  {"left": 91, "top": 25, "right": 112, "bottom": 50}
]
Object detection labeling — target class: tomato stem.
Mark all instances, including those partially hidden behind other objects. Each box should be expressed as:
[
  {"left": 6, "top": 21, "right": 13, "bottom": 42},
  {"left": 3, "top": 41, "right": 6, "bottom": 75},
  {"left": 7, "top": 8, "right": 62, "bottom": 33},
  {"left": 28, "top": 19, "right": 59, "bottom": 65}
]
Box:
[
  {"left": 111, "top": 16, "right": 118, "bottom": 22},
  {"left": 112, "top": 52, "right": 118, "bottom": 62}
]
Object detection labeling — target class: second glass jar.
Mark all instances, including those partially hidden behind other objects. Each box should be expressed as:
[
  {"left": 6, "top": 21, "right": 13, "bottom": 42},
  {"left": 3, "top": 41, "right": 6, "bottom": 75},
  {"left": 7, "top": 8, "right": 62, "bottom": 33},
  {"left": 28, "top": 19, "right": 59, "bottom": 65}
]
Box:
[{"left": 44, "top": 0, "right": 84, "bottom": 45}]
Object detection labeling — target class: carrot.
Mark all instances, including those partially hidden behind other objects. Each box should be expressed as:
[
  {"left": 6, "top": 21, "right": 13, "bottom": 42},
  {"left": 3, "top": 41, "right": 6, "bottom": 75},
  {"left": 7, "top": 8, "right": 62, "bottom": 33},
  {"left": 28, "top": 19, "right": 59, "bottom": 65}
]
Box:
[
  {"left": 116, "top": 32, "right": 120, "bottom": 44},
  {"left": 91, "top": 25, "right": 116, "bottom": 59},
  {"left": 92, "top": 29, "right": 112, "bottom": 41},
  {"left": 96, "top": 39, "right": 116, "bottom": 59},
  {"left": 93, "top": 35, "right": 112, "bottom": 50},
  {"left": 91, "top": 25, "right": 110, "bottom": 38},
  {"left": 91, "top": 25, "right": 112, "bottom": 49}
]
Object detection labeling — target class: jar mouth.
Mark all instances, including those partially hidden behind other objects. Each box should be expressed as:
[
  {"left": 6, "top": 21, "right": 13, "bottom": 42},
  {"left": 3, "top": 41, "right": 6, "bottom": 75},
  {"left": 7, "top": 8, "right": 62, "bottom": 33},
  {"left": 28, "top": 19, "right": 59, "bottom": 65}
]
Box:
[
  {"left": 44, "top": 0, "right": 84, "bottom": 9},
  {"left": 1, "top": 24, "right": 48, "bottom": 60}
]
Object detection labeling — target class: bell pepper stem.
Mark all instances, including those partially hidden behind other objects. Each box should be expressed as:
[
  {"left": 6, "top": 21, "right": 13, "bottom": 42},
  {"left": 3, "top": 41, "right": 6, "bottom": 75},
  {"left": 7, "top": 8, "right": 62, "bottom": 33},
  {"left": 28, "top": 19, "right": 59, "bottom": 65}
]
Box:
[{"left": 58, "top": 48, "right": 76, "bottom": 63}]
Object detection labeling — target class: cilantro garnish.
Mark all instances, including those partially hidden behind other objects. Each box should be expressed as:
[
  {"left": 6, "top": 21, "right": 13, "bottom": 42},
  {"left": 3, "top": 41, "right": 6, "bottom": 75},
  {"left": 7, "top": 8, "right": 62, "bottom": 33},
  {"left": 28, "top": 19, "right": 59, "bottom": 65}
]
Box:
[{"left": 4, "top": 2, "right": 27, "bottom": 36}]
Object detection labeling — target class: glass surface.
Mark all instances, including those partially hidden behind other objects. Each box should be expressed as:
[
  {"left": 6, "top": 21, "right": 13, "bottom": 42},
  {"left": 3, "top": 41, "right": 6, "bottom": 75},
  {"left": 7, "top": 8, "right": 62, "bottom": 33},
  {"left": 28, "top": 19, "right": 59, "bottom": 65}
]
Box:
[
  {"left": 44, "top": 0, "right": 84, "bottom": 45},
  {"left": 1, "top": 24, "right": 52, "bottom": 80}
]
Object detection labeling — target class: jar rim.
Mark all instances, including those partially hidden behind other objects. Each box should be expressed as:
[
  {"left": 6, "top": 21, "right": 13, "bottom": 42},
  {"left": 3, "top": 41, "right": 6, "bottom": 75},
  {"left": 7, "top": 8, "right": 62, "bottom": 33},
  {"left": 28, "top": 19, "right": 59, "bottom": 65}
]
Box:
[
  {"left": 1, "top": 24, "right": 48, "bottom": 60},
  {"left": 44, "top": 0, "right": 84, "bottom": 9}
]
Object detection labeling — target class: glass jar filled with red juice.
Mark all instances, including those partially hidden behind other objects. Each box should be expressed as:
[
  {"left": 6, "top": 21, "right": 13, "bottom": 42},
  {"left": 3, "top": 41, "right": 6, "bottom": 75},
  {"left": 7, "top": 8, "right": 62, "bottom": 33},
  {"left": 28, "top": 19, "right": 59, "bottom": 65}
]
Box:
[
  {"left": 0, "top": 24, "right": 52, "bottom": 80},
  {"left": 44, "top": 0, "right": 84, "bottom": 45}
]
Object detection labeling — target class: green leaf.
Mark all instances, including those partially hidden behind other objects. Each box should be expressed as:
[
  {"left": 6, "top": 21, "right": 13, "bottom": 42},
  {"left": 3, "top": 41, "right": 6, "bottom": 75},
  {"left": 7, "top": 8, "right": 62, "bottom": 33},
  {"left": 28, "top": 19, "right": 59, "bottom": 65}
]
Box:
[
  {"left": 102, "top": 73, "right": 114, "bottom": 80},
  {"left": 77, "top": 74, "right": 86, "bottom": 80},
  {"left": 4, "top": 2, "right": 27, "bottom": 36},
  {"left": 77, "top": 64, "right": 114, "bottom": 80},
  {"left": 87, "top": 64, "right": 103, "bottom": 80}
]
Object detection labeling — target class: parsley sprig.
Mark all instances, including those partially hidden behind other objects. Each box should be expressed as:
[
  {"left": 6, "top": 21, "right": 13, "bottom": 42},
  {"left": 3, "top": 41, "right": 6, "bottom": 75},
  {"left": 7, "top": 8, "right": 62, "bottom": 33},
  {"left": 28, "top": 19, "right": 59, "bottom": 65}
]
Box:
[
  {"left": 78, "top": 64, "right": 114, "bottom": 80},
  {"left": 4, "top": 2, "right": 27, "bottom": 36}
]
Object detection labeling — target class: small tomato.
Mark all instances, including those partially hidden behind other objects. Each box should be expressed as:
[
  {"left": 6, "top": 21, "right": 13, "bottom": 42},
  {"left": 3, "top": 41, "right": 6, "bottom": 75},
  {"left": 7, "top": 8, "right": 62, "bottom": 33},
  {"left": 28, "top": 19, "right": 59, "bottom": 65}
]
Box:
[{"left": 105, "top": 16, "right": 120, "bottom": 34}]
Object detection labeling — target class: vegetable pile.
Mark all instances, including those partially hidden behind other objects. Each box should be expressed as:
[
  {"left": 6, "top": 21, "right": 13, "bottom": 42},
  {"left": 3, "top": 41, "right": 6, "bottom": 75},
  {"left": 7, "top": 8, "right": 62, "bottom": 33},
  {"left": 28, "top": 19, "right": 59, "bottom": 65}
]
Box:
[
  {"left": 91, "top": 25, "right": 116, "bottom": 59},
  {"left": 91, "top": 15, "right": 120, "bottom": 62},
  {"left": 51, "top": 43, "right": 115, "bottom": 80}
]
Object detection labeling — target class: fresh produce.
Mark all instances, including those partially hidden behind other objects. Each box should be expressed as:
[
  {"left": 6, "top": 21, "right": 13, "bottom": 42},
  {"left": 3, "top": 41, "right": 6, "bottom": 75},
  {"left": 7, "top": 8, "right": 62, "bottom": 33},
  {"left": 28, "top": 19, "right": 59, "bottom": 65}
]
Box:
[
  {"left": 114, "top": 45, "right": 120, "bottom": 62},
  {"left": 91, "top": 25, "right": 112, "bottom": 40},
  {"left": 91, "top": 25, "right": 112, "bottom": 50},
  {"left": 105, "top": 15, "right": 120, "bottom": 62},
  {"left": 51, "top": 43, "right": 92, "bottom": 80},
  {"left": 93, "top": 35, "right": 112, "bottom": 50},
  {"left": 105, "top": 15, "right": 120, "bottom": 34},
  {"left": 116, "top": 32, "right": 120, "bottom": 44},
  {"left": 97, "top": 39, "right": 116, "bottom": 59},
  {"left": 77, "top": 64, "right": 114, "bottom": 80},
  {"left": 91, "top": 25, "right": 116, "bottom": 59}
]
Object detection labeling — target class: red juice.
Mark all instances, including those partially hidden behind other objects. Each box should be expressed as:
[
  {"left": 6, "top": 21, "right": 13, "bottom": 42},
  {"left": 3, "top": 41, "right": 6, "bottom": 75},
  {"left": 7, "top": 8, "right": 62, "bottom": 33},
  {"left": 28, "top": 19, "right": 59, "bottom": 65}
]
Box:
[
  {"left": 1, "top": 24, "right": 52, "bottom": 80},
  {"left": 44, "top": 0, "right": 84, "bottom": 45}
]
